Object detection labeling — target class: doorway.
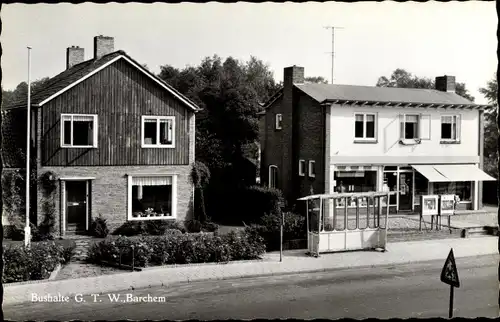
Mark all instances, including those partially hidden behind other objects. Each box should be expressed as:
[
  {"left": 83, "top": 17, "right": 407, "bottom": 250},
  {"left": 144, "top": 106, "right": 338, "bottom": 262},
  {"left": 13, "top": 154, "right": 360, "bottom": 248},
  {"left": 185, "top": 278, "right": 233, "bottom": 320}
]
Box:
[
  {"left": 398, "top": 172, "right": 413, "bottom": 211},
  {"left": 65, "top": 180, "right": 89, "bottom": 234}
]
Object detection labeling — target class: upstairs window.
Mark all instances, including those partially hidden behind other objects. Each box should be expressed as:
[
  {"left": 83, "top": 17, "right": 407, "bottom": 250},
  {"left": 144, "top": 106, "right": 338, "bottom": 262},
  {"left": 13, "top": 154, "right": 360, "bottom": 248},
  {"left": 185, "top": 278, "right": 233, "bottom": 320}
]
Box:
[
  {"left": 399, "top": 114, "right": 431, "bottom": 142},
  {"left": 61, "top": 114, "right": 98, "bottom": 148},
  {"left": 142, "top": 116, "right": 175, "bottom": 148},
  {"left": 441, "top": 115, "right": 461, "bottom": 142},
  {"left": 308, "top": 160, "right": 316, "bottom": 178},
  {"left": 275, "top": 114, "right": 283, "bottom": 130},
  {"left": 299, "top": 160, "right": 306, "bottom": 176},
  {"left": 354, "top": 113, "right": 376, "bottom": 140}
]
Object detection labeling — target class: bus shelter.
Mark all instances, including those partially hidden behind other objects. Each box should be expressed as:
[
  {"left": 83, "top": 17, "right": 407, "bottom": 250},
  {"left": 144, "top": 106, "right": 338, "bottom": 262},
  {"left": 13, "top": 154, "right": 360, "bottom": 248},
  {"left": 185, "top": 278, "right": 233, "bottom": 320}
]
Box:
[{"left": 298, "top": 191, "right": 396, "bottom": 256}]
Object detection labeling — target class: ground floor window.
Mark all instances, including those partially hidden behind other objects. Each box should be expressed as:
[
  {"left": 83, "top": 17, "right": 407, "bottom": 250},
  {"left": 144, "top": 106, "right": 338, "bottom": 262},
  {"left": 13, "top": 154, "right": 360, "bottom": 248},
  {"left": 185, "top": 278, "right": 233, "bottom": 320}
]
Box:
[
  {"left": 128, "top": 175, "right": 177, "bottom": 220},
  {"left": 414, "top": 171, "right": 428, "bottom": 205},
  {"left": 334, "top": 170, "right": 377, "bottom": 207},
  {"left": 433, "top": 181, "right": 472, "bottom": 202}
]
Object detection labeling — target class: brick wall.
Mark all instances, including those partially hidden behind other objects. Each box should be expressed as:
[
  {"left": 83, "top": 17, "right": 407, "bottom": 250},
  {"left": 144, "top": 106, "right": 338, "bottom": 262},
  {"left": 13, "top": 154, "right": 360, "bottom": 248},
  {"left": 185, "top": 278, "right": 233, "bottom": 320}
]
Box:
[
  {"left": 295, "top": 91, "right": 326, "bottom": 202},
  {"left": 38, "top": 165, "right": 193, "bottom": 235},
  {"left": 261, "top": 99, "right": 285, "bottom": 188}
]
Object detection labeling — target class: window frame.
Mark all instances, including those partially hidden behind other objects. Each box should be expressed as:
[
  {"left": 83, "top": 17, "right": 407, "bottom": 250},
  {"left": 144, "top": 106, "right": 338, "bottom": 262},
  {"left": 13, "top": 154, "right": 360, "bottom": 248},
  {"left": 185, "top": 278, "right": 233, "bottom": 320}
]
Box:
[
  {"left": 299, "top": 159, "right": 306, "bottom": 176},
  {"left": 127, "top": 174, "right": 178, "bottom": 221},
  {"left": 60, "top": 113, "right": 98, "bottom": 148},
  {"left": 401, "top": 114, "right": 420, "bottom": 140},
  {"left": 354, "top": 112, "right": 377, "bottom": 142},
  {"left": 308, "top": 160, "right": 316, "bottom": 178},
  {"left": 275, "top": 114, "right": 283, "bottom": 130},
  {"left": 141, "top": 115, "right": 176, "bottom": 148},
  {"left": 440, "top": 114, "right": 461, "bottom": 143},
  {"left": 269, "top": 165, "right": 278, "bottom": 188}
]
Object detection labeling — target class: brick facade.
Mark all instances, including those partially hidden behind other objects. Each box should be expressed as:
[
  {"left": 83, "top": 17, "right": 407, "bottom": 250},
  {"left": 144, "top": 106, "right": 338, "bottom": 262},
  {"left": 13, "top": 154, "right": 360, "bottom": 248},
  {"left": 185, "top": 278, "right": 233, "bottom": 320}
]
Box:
[{"left": 37, "top": 165, "right": 194, "bottom": 235}]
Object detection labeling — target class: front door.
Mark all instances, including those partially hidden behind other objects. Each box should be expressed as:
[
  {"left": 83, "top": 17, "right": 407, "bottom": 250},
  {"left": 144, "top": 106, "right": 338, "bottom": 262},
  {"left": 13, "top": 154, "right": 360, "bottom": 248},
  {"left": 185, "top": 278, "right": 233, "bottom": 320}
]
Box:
[
  {"left": 66, "top": 181, "right": 88, "bottom": 233},
  {"left": 398, "top": 172, "right": 413, "bottom": 211}
]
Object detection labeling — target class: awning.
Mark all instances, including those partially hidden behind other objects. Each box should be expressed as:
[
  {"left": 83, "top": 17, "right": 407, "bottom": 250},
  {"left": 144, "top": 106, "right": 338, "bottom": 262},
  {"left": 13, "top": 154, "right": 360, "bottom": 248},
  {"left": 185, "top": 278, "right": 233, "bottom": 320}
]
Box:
[
  {"left": 433, "top": 165, "right": 496, "bottom": 182},
  {"left": 411, "top": 164, "right": 496, "bottom": 182},
  {"left": 411, "top": 165, "right": 449, "bottom": 182}
]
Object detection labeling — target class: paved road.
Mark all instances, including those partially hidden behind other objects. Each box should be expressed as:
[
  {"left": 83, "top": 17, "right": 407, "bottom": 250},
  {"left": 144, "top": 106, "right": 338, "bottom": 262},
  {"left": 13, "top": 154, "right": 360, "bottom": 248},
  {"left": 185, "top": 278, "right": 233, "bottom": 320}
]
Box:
[{"left": 4, "top": 255, "right": 498, "bottom": 320}]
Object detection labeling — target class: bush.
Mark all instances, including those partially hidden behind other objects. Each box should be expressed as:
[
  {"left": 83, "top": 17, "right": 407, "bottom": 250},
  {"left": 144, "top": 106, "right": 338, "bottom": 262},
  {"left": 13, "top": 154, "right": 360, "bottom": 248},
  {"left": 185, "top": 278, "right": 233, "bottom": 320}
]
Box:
[
  {"left": 201, "top": 221, "right": 219, "bottom": 232},
  {"left": 246, "top": 212, "right": 306, "bottom": 251},
  {"left": 91, "top": 214, "right": 109, "bottom": 238},
  {"left": 185, "top": 219, "right": 202, "bottom": 233},
  {"left": 113, "top": 220, "right": 186, "bottom": 236},
  {"left": 238, "top": 186, "right": 283, "bottom": 224},
  {"left": 87, "top": 230, "right": 266, "bottom": 267},
  {"left": 3, "top": 242, "right": 66, "bottom": 283}
]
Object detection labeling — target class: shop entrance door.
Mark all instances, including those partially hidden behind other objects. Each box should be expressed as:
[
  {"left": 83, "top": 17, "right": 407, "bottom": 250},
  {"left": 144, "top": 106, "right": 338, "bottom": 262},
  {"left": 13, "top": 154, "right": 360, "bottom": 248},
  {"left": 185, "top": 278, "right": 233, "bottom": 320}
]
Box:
[{"left": 398, "top": 172, "right": 413, "bottom": 211}]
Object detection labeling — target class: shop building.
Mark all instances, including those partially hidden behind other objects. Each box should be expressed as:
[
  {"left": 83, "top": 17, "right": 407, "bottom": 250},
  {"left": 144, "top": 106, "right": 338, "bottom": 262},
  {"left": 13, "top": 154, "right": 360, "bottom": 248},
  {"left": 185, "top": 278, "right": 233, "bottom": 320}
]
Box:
[{"left": 259, "top": 66, "right": 495, "bottom": 213}]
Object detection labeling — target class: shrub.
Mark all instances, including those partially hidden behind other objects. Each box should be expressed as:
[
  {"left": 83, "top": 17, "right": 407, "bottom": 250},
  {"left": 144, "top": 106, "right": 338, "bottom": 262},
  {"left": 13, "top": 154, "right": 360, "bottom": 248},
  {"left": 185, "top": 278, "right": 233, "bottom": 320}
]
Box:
[
  {"left": 113, "top": 220, "right": 186, "bottom": 236},
  {"left": 87, "top": 230, "right": 265, "bottom": 268},
  {"left": 238, "top": 186, "right": 283, "bottom": 224},
  {"left": 91, "top": 214, "right": 110, "bottom": 238},
  {"left": 185, "top": 219, "right": 202, "bottom": 233},
  {"left": 201, "top": 221, "right": 219, "bottom": 232},
  {"left": 246, "top": 212, "right": 306, "bottom": 251},
  {"left": 3, "top": 242, "right": 66, "bottom": 283},
  {"left": 112, "top": 221, "right": 147, "bottom": 236}
]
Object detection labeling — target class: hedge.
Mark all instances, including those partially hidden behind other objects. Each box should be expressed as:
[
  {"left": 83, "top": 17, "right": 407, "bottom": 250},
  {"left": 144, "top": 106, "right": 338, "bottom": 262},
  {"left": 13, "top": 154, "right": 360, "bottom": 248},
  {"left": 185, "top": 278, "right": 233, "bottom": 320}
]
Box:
[
  {"left": 245, "top": 212, "right": 306, "bottom": 251},
  {"left": 237, "top": 186, "right": 283, "bottom": 224},
  {"left": 3, "top": 242, "right": 75, "bottom": 283},
  {"left": 87, "top": 229, "right": 266, "bottom": 267}
]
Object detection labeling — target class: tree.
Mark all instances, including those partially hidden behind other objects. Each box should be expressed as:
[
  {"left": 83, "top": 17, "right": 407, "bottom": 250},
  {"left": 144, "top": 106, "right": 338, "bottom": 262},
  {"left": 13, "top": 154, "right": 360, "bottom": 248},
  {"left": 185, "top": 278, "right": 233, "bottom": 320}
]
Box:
[
  {"left": 2, "top": 77, "right": 51, "bottom": 108},
  {"left": 376, "top": 69, "right": 475, "bottom": 101},
  {"left": 305, "top": 76, "right": 328, "bottom": 84},
  {"left": 159, "top": 56, "right": 280, "bottom": 221},
  {"left": 479, "top": 74, "right": 498, "bottom": 178}
]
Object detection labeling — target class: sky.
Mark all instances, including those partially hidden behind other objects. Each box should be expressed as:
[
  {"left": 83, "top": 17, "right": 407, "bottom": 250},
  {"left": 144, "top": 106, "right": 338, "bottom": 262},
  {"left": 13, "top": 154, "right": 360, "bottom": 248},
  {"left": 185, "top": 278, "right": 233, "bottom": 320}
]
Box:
[{"left": 1, "top": 2, "right": 497, "bottom": 104}]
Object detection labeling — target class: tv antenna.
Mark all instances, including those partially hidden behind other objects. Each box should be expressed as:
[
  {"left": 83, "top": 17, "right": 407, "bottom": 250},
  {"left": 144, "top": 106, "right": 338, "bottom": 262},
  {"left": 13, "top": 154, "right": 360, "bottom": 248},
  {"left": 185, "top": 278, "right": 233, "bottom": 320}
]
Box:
[{"left": 324, "top": 26, "right": 344, "bottom": 84}]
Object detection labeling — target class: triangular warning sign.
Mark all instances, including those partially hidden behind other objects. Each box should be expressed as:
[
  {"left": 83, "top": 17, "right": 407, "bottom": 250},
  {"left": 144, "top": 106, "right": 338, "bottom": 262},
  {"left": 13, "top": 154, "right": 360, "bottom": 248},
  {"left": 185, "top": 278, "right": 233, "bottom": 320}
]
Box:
[{"left": 441, "top": 248, "right": 460, "bottom": 288}]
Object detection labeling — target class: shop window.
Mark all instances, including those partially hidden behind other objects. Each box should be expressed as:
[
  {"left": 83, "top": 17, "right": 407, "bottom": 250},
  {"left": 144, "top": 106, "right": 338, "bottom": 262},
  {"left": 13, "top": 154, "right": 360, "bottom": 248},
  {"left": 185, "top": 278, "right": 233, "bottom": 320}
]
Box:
[
  {"left": 414, "top": 171, "right": 429, "bottom": 205},
  {"left": 383, "top": 171, "right": 398, "bottom": 205},
  {"left": 334, "top": 171, "right": 377, "bottom": 194},
  {"left": 433, "top": 182, "right": 471, "bottom": 202}
]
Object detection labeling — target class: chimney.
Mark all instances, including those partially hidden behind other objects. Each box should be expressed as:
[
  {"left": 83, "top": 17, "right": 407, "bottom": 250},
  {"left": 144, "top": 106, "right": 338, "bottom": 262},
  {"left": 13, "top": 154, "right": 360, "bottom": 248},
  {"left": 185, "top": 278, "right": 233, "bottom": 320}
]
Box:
[
  {"left": 66, "top": 46, "right": 84, "bottom": 69},
  {"left": 435, "top": 75, "right": 456, "bottom": 92},
  {"left": 94, "top": 35, "right": 114, "bottom": 59},
  {"left": 284, "top": 65, "right": 305, "bottom": 88}
]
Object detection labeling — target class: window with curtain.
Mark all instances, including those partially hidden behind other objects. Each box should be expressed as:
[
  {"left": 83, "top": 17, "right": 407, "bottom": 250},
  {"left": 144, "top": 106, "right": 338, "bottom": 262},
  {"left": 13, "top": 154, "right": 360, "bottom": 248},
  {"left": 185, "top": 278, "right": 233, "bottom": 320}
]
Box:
[
  {"left": 61, "top": 114, "right": 98, "bottom": 147},
  {"left": 354, "top": 113, "right": 376, "bottom": 140},
  {"left": 441, "top": 115, "right": 460, "bottom": 141},
  {"left": 131, "top": 176, "right": 173, "bottom": 218},
  {"left": 142, "top": 116, "right": 175, "bottom": 147}
]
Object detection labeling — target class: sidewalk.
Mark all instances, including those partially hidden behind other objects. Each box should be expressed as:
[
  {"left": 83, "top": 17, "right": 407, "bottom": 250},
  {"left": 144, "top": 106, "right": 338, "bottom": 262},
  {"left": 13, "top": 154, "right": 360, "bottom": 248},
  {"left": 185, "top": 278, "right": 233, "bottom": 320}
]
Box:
[{"left": 4, "top": 236, "right": 498, "bottom": 306}]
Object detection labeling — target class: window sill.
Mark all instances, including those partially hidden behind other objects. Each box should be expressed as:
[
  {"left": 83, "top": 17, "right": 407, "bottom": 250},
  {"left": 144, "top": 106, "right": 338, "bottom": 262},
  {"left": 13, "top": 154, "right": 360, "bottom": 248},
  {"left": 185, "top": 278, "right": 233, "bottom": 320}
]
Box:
[
  {"left": 353, "top": 139, "right": 378, "bottom": 144},
  {"left": 399, "top": 139, "right": 421, "bottom": 145},
  {"left": 128, "top": 216, "right": 176, "bottom": 221},
  {"left": 440, "top": 140, "right": 461, "bottom": 144},
  {"left": 141, "top": 144, "right": 175, "bottom": 149}
]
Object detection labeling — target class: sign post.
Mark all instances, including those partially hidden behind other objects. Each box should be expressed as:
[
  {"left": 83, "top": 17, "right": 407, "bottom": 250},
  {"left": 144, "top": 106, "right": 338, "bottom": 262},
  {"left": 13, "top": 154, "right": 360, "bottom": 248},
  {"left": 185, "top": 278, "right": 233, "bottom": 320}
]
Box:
[
  {"left": 440, "top": 248, "right": 460, "bottom": 318},
  {"left": 279, "top": 210, "right": 284, "bottom": 262}
]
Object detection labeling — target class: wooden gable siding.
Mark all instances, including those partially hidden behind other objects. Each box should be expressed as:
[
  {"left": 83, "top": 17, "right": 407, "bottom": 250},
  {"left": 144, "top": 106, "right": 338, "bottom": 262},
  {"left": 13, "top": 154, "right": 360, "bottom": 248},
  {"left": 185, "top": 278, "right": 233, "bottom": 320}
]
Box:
[{"left": 41, "top": 59, "right": 191, "bottom": 166}]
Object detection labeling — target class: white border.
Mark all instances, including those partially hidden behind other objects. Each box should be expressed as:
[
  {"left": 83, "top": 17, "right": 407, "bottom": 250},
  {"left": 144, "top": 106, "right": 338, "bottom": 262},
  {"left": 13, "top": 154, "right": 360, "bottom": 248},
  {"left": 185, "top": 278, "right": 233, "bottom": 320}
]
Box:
[
  {"left": 353, "top": 112, "right": 377, "bottom": 141},
  {"left": 38, "top": 55, "right": 199, "bottom": 112},
  {"left": 269, "top": 165, "right": 278, "bottom": 188},
  {"left": 440, "top": 114, "right": 461, "bottom": 142},
  {"left": 127, "top": 174, "right": 178, "bottom": 220},
  {"left": 309, "top": 160, "right": 316, "bottom": 178},
  {"left": 299, "top": 159, "right": 306, "bottom": 176},
  {"left": 141, "top": 115, "right": 176, "bottom": 148},
  {"left": 275, "top": 114, "right": 283, "bottom": 130},
  {"left": 60, "top": 114, "right": 98, "bottom": 148}
]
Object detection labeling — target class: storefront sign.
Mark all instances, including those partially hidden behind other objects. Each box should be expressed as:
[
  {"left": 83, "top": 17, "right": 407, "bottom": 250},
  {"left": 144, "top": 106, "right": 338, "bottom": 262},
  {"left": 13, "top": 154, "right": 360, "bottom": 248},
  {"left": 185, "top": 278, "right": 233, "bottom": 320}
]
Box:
[
  {"left": 440, "top": 195, "right": 456, "bottom": 215},
  {"left": 421, "top": 195, "right": 439, "bottom": 216}
]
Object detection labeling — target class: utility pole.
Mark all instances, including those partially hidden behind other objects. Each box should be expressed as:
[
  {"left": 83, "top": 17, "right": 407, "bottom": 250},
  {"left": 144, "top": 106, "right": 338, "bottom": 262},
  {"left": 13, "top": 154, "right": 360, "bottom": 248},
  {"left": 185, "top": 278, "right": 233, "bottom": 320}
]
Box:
[
  {"left": 324, "top": 26, "right": 344, "bottom": 84},
  {"left": 25, "top": 46, "right": 32, "bottom": 247}
]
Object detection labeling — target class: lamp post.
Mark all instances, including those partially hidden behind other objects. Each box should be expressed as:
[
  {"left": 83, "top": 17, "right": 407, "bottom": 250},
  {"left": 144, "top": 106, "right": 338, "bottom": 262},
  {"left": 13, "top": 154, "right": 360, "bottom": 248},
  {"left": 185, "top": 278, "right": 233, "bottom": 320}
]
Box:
[{"left": 24, "top": 46, "right": 32, "bottom": 247}]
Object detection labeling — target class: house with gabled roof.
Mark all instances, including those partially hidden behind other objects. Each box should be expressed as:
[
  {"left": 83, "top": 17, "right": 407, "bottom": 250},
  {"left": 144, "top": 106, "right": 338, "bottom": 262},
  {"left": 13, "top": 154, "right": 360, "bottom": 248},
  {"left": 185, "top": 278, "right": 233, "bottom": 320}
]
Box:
[
  {"left": 259, "top": 65, "right": 495, "bottom": 213},
  {"left": 2, "top": 35, "right": 200, "bottom": 236}
]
